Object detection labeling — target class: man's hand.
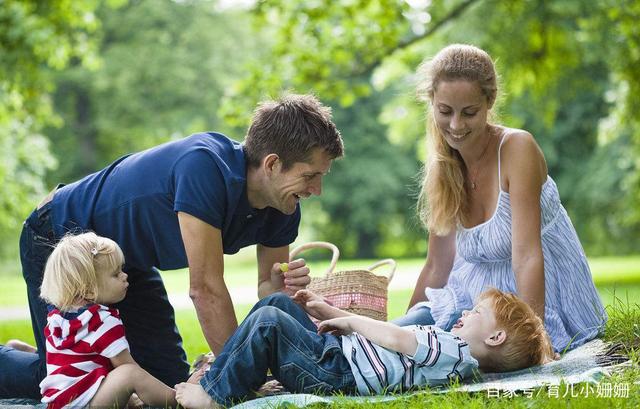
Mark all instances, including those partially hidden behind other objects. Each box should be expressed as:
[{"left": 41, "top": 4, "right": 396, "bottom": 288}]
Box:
[
  {"left": 317, "top": 316, "right": 354, "bottom": 336},
  {"left": 273, "top": 258, "right": 310, "bottom": 295},
  {"left": 291, "top": 289, "right": 333, "bottom": 320}
]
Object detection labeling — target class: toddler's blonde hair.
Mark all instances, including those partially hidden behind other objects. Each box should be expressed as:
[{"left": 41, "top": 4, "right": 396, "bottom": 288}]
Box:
[{"left": 40, "top": 232, "right": 124, "bottom": 311}]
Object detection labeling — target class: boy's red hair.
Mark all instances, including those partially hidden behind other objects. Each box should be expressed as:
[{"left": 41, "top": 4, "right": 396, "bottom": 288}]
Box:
[{"left": 478, "top": 288, "right": 554, "bottom": 372}]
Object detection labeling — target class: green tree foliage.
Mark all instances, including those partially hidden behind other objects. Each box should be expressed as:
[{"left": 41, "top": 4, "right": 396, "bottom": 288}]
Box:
[
  {"left": 310, "top": 92, "right": 422, "bottom": 258},
  {"left": 46, "top": 0, "right": 258, "bottom": 183},
  {"left": 221, "top": 0, "right": 640, "bottom": 256},
  {"left": 4, "top": 0, "right": 638, "bottom": 259},
  {"left": 0, "top": 0, "right": 103, "bottom": 255},
  {"left": 221, "top": 0, "right": 479, "bottom": 125},
  {"left": 220, "top": 0, "right": 481, "bottom": 257}
]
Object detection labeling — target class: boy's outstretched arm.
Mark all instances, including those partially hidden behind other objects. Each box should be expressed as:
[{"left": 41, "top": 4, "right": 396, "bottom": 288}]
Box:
[
  {"left": 318, "top": 316, "right": 418, "bottom": 356},
  {"left": 291, "top": 289, "right": 354, "bottom": 320}
]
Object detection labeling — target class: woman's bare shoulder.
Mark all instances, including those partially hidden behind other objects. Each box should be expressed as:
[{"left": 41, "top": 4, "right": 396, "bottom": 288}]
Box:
[
  {"left": 498, "top": 126, "right": 536, "bottom": 145},
  {"left": 497, "top": 126, "right": 547, "bottom": 187},
  {"left": 498, "top": 127, "right": 543, "bottom": 157}
]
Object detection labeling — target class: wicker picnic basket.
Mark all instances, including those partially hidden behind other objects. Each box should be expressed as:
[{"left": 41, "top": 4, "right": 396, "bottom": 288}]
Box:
[{"left": 290, "top": 241, "right": 396, "bottom": 321}]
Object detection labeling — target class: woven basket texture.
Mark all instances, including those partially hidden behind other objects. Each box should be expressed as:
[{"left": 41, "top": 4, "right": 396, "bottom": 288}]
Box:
[{"left": 308, "top": 269, "right": 389, "bottom": 321}]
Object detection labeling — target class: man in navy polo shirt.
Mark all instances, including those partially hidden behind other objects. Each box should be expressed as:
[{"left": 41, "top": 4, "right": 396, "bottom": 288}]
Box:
[{"left": 0, "top": 94, "right": 344, "bottom": 398}]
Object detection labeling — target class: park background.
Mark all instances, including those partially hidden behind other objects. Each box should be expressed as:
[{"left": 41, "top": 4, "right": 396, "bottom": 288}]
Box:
[{"left": 1, "top": 0, "right": 638, "bottom": 406}]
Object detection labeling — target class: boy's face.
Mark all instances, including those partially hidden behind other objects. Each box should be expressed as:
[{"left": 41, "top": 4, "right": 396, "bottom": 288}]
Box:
[{"left": 451, "top": 298, "right": 501, "bottom": 349}]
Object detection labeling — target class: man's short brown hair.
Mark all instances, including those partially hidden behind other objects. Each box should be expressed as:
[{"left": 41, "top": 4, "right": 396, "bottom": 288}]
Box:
[
  {"left": 244, "top": 94, "right": 344, "bottom": 170},
  {"left": 479, "top": 288, "right": 554, "bottom": 372}
]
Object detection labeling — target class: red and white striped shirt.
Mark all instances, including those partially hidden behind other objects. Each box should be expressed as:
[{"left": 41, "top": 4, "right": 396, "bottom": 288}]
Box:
[{"left": 39, "top": 303, "right": 129, "bottom": 409}]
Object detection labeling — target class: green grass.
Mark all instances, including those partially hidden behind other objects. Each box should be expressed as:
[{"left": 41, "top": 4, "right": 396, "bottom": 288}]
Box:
[
  {"left": 2, "top": 255, "right": 639, "bottom": 307},
  {"left": 1, "top": 255, "right": 638, "bottom": 406}
]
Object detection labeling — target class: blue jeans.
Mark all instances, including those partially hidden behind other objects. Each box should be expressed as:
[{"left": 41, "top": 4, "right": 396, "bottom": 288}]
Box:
[
  {"left": 0, "top": 202, "right": 189, "bottom": 398},
  {"left": 391, "top": 304, "right": 463, "bottom": 331},
  {"left": 0, "top": 202, "right": 55, "bottom": 398},
  {"left": 201, "top": 294, "right": 356, "bottom": 407}
]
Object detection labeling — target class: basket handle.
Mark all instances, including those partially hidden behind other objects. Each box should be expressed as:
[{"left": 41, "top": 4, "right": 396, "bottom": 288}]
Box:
[
  {"left": 289, "top": 241, "right": 339, "bottom": 277},
  {"left": 366, "top": 259, "right": 397, "bottom": 282}
]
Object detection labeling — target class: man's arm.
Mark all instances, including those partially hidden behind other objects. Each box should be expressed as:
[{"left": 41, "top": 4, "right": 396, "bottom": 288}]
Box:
[
  {"left": 178, "top": 212, "right": 238, "bottom": 355},
  {"left": 257, "top": 244, "right": 311, "bottom": 298},
  {"left": 256, "top": 244, "right": 287, "bottom": 298}
]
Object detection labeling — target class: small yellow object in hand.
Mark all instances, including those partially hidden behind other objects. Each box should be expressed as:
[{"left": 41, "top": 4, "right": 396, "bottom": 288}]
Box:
[{"left": 280, "top": 263, "right": 289, "bottom": 273}]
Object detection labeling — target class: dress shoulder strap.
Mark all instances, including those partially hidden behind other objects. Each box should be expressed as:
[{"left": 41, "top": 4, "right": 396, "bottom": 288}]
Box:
[{"left": 497, "top": 131, "right": 508, "bottom": 185}]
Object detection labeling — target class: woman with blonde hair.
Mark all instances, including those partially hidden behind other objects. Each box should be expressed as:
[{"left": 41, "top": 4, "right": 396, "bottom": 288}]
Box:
[{"left": 395, "top": 44, "right": 606, "bottom": 353}]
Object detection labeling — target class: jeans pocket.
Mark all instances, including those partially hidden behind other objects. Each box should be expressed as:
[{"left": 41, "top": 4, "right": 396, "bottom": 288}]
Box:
[{"left": 20, "top": 225, "right": 54, "bottom": 282}]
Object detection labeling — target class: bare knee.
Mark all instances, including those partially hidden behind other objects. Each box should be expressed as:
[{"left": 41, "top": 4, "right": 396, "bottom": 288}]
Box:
[{"left": 90, "top": 364, "right": 141, "bottom": 407}]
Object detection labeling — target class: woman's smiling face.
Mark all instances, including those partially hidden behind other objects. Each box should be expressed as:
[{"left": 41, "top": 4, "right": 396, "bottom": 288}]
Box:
[{"left": 432, "top": 79, "right": 491, "bottom": 150}]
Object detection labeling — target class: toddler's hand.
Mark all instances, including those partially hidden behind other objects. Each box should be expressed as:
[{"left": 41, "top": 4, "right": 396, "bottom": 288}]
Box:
[{"left": 125, "top": 393, "right": 144, "bottom": 409}]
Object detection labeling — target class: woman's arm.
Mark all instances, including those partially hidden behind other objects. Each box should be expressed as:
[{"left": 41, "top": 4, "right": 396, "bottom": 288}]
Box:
[
  {"left": 502, "top": 131, "right": 547, "bottom": 319},
  {"left": 408, "top": 230, "right": 456, "bottom": 309},
  {"left": 318, "top": 316, "right": 418, "bottom": 356}
]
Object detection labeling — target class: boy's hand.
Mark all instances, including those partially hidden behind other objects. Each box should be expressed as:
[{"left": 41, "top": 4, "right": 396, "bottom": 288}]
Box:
[
  {"left": 126, "top": 393, "right": 144, "bottom": 409},
  {"left": 317, "top": 317, "right": 354, "bottom": 336},
  {"left": 291, "top": 289, "right": 323, "bottom": 304},
  {"left": 292, "top": 289, "right": 334, "bottom": 320}
]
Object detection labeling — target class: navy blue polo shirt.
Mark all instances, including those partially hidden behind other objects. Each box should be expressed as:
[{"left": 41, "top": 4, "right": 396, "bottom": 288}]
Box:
[{"left": 50, "top": 133, "right": 301, "bottom": 272}]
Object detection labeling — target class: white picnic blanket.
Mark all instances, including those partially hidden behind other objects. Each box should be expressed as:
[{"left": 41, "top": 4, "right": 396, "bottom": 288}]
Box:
[{"left": 230, "top": 339, "right": 631, "bottom": 408}]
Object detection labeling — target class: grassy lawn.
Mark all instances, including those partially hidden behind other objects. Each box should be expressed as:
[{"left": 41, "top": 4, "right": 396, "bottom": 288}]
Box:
[
  {"left": 1, "top": 255, "right": 638, "bottom": 406},
  {"left": 2, "top": 254, "right": 639, "bottom": 307}
]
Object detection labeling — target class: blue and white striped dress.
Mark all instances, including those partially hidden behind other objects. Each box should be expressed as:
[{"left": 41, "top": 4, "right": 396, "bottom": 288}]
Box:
[{"left": 424, "top": 137, "right": 607, "bottom": 352}]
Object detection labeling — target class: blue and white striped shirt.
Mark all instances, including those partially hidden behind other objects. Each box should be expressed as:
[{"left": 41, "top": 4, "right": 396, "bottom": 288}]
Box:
[{"left": 341, "top": 325, "right": 478, "bottom": 395}]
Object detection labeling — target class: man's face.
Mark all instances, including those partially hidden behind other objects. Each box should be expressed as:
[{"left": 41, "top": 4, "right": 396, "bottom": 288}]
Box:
[{"left": 268, "top": 148, "right": 333, "bottom": 214}]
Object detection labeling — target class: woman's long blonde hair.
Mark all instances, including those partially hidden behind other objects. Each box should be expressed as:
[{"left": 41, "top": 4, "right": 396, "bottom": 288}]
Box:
[{"left": 416, "top": 44, "right": 499, "bottom": 235}]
